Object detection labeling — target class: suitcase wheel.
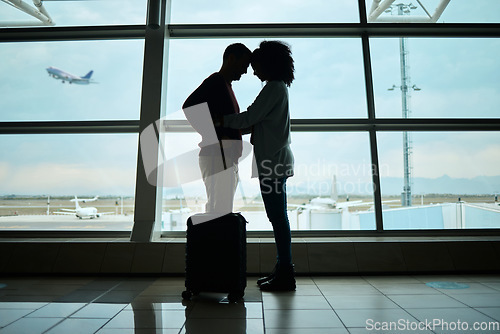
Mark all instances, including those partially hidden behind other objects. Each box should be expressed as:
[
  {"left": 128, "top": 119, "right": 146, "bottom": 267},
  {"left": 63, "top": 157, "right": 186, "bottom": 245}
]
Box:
[
  {"left": 181, "top": 290, "right": 192, "bottom": 300},
  {"left": 227, "top": 290, "right": 244, "bottom": 302}
]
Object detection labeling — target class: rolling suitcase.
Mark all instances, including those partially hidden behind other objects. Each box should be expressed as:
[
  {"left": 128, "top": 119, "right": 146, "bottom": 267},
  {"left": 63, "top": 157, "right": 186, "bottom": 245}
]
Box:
[{"left": 181, "top": 212, "right": 247, "bottom": 302}]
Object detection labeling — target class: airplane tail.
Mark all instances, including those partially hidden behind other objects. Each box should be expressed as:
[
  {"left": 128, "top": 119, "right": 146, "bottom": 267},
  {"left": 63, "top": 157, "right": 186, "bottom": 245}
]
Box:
[
  {"left": 73, "top": 196, "right": 81, "bottom": 210},
  {"left": 331, "top": 175, "right": 338, "bottom": 202},
  {"left": 82, "top": 70, "right": 93, "bottom": 79}
]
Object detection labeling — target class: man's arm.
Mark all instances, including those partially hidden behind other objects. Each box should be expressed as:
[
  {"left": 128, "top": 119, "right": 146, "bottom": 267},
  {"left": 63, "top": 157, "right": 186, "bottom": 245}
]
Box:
[
  {"left": 183, "top": 85, "right": 205, "bottom": 110},
  {"left": 182, "top": 79, "right": 213, "bottom": 134},
  {"left": 240, "top": 126, "right": 252, "bottom": 135}
]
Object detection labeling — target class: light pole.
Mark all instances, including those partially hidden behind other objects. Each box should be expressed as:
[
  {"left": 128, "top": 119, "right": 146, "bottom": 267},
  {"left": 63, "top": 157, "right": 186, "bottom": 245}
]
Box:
[{"left": 386, "top": 3, "right": 421, "bottom": 207}]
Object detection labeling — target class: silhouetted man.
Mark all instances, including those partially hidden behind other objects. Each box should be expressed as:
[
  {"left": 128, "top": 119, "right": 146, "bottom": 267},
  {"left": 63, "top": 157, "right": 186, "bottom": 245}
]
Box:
[{"left": 183, "top": 43, "right": 251, "bottom": 213}]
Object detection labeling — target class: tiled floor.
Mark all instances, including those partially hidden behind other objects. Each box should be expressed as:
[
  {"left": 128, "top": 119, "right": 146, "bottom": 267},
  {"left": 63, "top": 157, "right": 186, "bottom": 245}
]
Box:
[{"left": 0, "top": 275, "right": 500, "bottom": 333}]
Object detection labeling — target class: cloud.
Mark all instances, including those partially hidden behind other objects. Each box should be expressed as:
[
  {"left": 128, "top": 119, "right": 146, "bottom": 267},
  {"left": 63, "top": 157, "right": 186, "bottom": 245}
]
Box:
[
  {"left": 168, "top": 38, "right": 368, "bottom": 119},
  {"left": 0, "top": 163, "right": 10, "bottom": 183},
  {"left": 170, "top": 0, "right": 359, "bottom": 23},
  {"left": 0, "top": 39, "right": 144, "bottom": 121},
  {"left": 0, "top": 162, "right": 135, "bottom": 196},
  {"left": 2, "top": 0, "right": 499, "bottom": 199},
  {"left": 0, "top": 1, "right": 147, "bottom": 27},
  {"left": 0, "top": 134, "right": 138, "bottom": 196},
  {"left": 379, "top": 132, "right": 500, "bottom": 179}
]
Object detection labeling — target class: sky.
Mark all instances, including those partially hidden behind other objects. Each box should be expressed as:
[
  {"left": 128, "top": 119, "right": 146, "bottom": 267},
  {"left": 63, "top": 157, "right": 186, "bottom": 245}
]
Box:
[{"left": 0, "top": 0, "right": 499, "bottom": 199}]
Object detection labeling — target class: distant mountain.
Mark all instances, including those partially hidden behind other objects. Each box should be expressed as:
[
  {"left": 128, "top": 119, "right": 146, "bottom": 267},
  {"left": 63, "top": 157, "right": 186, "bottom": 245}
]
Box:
[
  {"left": 286, "top": 175, "right": 500, "bottom": 197},
  {"left": 382, "top": 175, "right": 500, "bottom": 196},
  {"left": 160, "top": 175, "right": 500, "bottom": 200}
]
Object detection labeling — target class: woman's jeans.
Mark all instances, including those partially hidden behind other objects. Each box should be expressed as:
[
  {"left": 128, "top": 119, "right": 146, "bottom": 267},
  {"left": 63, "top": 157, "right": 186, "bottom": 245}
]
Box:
[{"left": 259, "top": 177, "right": 292, "bottom": 266}]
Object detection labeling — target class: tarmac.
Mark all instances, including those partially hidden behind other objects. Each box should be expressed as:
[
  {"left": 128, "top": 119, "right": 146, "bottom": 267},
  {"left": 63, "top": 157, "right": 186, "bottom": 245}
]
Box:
[{"left": 0, "top": 214, "right": 133, "bottom": 231}]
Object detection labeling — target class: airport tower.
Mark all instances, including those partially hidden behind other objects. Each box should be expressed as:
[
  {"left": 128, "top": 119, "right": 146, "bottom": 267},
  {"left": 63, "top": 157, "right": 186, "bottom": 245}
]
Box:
[{"left": 386, "top": 3, "right": 421, "bottom": 207}]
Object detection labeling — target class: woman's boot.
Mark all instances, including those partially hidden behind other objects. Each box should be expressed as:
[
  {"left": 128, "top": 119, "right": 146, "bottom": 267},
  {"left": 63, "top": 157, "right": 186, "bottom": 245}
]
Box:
[
  {"left": 259, "top": 264, "right": 296, "bottom": 291},
  {"left": 257, "top": 263, "right": 278, "bottom": 286}
]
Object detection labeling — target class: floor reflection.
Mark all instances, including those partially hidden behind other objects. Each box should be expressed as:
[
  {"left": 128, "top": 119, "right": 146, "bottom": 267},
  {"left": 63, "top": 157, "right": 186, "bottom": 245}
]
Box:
[
  {"left": 182, "top": 294, "right": 248, "bottom": 334},
  {"left": 127, "top": 294, "right": 249, "bottom": 334},
  {"left": 2, "top": 275, "right": 498, "bottom": 333}
]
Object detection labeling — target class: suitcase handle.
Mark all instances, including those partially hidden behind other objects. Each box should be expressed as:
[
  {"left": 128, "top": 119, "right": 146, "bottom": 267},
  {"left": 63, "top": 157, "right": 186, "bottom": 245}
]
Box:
[{"left": 218, "top": 140, "right": 227, "bottom": 170}]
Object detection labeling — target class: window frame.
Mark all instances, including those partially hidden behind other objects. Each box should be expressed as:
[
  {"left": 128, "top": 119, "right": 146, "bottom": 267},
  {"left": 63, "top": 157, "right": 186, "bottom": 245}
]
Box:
[{"left": 0, "top": 0, "right": 499, "bottom": 240}]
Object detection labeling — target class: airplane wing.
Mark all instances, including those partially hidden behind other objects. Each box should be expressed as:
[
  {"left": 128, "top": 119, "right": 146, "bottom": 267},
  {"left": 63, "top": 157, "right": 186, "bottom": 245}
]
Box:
[
  {"left": 70, "top": 78, "right": 90, "bottom": 84},
  {"left": 287, "top": 203, "right": 309, "bottom": 209},
  {"left": 337, "top": 199, "right": 401, "bottom": 209},
  {"left": 70, "top": 197, "right": 97, "bottom": 203},
  {"left": 78, "top": 196, "right": 99, "bottom": 203},
  {"left": 54, "top": 211, "right": 76, "bottom": 215},
  {"left": 336, "top": 200, "right": 364, "bottom": 208},
  {"left": 59, "top": 208, "right": 76, "bottom": 212}
]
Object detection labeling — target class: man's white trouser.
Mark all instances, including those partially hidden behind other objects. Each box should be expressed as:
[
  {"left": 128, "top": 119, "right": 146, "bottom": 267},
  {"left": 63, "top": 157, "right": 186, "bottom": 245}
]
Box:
[{"left": 199, "top": 155, "right": 238, "bottom": 214}]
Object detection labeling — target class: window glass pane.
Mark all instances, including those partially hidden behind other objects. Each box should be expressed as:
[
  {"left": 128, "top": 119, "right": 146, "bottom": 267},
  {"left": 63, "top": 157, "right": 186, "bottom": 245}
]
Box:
[
  {"left": 0, "top": 0, "right": 147, "bottom": 28},
  {"left": 288, "top": 132, "right": 375, "bottom": 231},
  {"left": 365, "top": 0, "right": 500, "bottom": 23},
  {"left": 378, "top": 132, "right": 500, "bottom": 230},
  {"left": 0, "top": 134, "right": 137, "bottom": 231},
  {"left": 171, "top": 0, "right": 359, "bottom": 24},
  {"left": 160, "top": 130, "right": 375, "bottom": 231},
  {"left": 371, "top": 38, "right": 500, "bottom": 118},
  {"left": 0, "top": 40, "right": 144, "bottom": 121},
  {"left": 166, "top": 38, "right": 367, "bottom": 119}
]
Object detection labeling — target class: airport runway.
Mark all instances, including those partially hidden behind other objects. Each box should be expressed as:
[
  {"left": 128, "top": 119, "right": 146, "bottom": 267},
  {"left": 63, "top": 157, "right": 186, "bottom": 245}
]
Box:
[{"left": 0, "top": 215, "right": 133, "bottom": 231}]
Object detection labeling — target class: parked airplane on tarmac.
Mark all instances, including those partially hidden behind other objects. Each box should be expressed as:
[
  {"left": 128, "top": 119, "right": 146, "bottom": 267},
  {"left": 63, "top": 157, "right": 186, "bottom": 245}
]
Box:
[
  {"left": 291, "top": 175, "right": 398, "bottom": 212},
  {"left": 46, "top": 66, "right": 96, "bottom": 84},
  {"left": 54, "top": 196, "right": 112, "bottom": 219},
  {"left": 77, "top": 196, "right": 99, "bottom": 203}
]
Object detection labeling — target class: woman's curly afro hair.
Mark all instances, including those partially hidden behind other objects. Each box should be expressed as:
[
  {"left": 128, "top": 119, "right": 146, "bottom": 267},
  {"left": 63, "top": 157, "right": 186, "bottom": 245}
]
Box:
[{"left": 251, "top": 40, "right": 295, "bottom": 87}]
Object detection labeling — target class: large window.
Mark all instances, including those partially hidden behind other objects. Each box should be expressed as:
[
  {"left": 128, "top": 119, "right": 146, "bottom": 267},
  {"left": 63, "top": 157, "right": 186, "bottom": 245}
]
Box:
[
  {"left": 0, "top": 134, "right": 137, "bottom": 231},
  {"left": 166, "top": 38, "right": 367, "bottom": 119},
  {"left": 1, "top": 0, "right": 499, "bottom": 238},
  {"left": 160, "top": 131, "right": 376, "bottom": 231},
  {"left": 0, "top": 0, "right": 147, "bottom": 28},
  {"left": 378, "top": 131, "right": 500, "bottom": 229},
  {"left": 0, "top": 2, "right": 145, "bottom": 233},
  {"left": 158, "top": 0, "right": 500, "bottom": 235},
  {"left": 365, "top": 0, "right": 500, "bottom": 24},
  {"left": 0, "top": 40, "right": 144, "bottom": 121},
  {"left": 371, "top": 38, "right": 500, "bottom": 118},
  {"left": 171, "top": 0, "right": 360, "bottom": 24}
]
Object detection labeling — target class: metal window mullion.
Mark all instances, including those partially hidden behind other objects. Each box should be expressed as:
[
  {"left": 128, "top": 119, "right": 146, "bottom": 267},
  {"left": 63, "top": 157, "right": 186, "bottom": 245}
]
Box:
[
  {"left": 151, "top": 0, "right": 173, "bottom": 241},
  {"left": 3, "top": 118, "right": 499, "bottom": 135},
  {"left": 131, "top": 0, "right": 166, "bottom": 242},
  {"left": 362, "top": 33, "right": 384, "bottom": 233},
  {"left": 291, "top": 119, "right": 500, "bottom": 131},
  {"left": 0, "top": 25, "right": 146, "bottom": 42},
  {"left": 0, "top": 120, "right": 139, "bottom": 134},
  {"left": 358, "top": 0, "right": 368, "bottom": 24},
  {"left": 1, "top": 24, "right": 499, "bottom": 43},
  {"left": 166, "top": 23, "right": 500, "bottom": 39}
]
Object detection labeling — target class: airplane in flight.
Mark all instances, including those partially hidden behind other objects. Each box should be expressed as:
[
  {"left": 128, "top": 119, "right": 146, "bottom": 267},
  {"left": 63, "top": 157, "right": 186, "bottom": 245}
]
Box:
[
  {"left": 54, "top": 196, "right": 112, "bottom": 219},
  {"left": 46, "top": 66, "right": 96, "bottom": 84}
]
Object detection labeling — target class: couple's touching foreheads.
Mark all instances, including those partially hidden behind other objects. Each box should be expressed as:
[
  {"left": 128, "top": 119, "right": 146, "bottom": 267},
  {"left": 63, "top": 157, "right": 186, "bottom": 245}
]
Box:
[{"left": 183, "top": 41, "right": 296, "bottom": 291}]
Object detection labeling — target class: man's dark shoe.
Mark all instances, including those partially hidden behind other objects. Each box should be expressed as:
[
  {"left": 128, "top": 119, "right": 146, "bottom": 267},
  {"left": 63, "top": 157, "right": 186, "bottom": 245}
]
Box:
[
  {"left": 259, "top": 264, "right": 296, "bottom": 292},
  {"left": 257, "top": 263, "right": 278, "bottom": 286}
]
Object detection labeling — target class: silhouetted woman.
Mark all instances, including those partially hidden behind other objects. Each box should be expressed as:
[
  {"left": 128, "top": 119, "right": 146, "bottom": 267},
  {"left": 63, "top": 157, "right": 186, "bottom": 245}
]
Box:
[{"left": 222, "top": 40, "right": 295, "bottom": 291}]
